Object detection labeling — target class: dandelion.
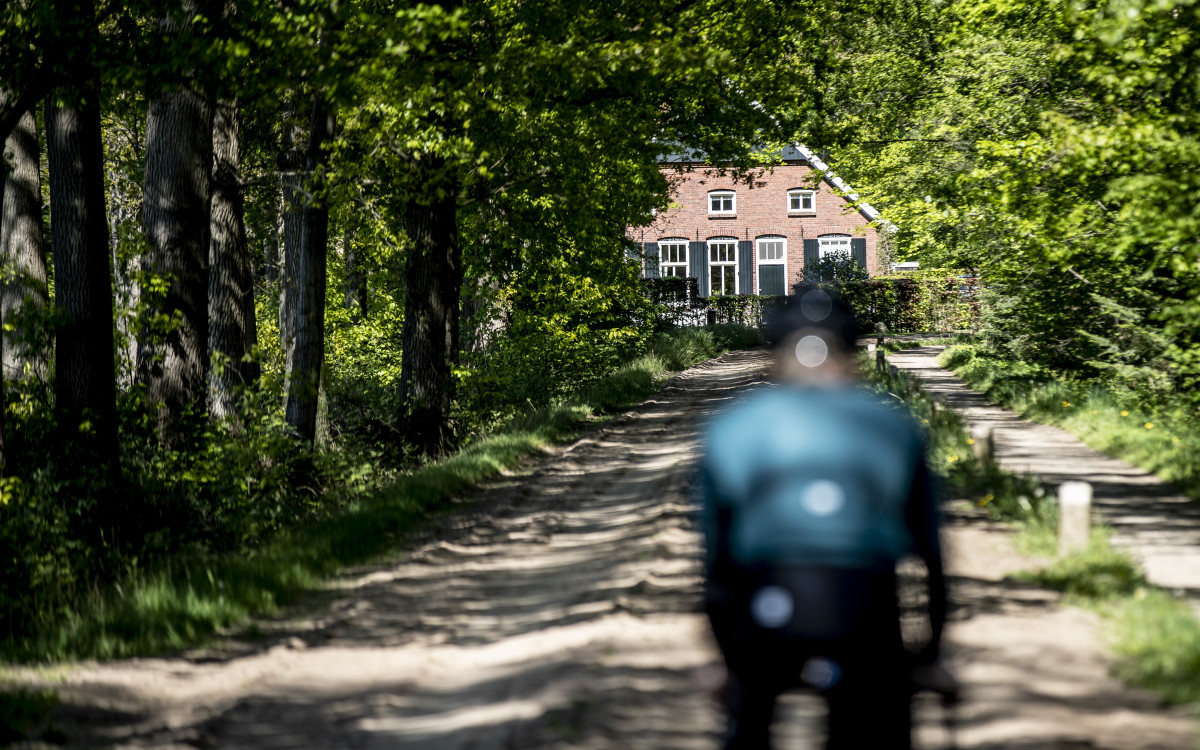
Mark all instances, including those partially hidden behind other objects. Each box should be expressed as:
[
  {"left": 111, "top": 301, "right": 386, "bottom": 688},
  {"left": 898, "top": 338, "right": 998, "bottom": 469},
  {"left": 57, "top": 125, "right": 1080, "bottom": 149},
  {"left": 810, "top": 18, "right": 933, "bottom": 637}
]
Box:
[
  {"left": 966, "top": 438, "right": 975, "bottom": 445},
  {"left": 1145, "top": 422, "right": 1154, "bottom": 429},
  {"left": 1091, "top": 410, "right": 1097, "bottom": 414},
  {"left": 1120, "top": 410, "right": 1129, "bottom": 417},
  {"left": 946, "top": 455, "right": 959, "bottom": 463},
  {"left": 979, "top": 493, "right": 994, "bottom": 507},
  {"left": 1172, "top": 437, "right": 1180, "bottom": 443},
  {"left": 1062, "top": 401, "right": 1071, "bottom": 407}
]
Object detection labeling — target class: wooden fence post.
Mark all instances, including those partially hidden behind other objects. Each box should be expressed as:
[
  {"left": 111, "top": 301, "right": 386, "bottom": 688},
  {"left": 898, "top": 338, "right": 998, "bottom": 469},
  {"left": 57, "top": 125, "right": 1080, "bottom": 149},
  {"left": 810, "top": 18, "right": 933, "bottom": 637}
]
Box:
[
  {"left": 1058, "top": 481, "right": 1093, "bottom": 555},
  {"left": 875, "top": 322, "right": 886, "bottom": 371}
]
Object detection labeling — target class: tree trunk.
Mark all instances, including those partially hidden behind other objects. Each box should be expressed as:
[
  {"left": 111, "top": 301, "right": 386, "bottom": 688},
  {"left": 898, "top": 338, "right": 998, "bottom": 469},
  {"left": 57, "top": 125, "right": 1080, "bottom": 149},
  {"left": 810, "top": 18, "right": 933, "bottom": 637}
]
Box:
[
  {"left": 277, "top": 122, "right": 304, "bottom": 358},
  {"left": 1, "top": 109, "right": 49, "bottom": 383},
  {"left": 284, "top": 95, "right": 334, "bottom": 445},
  {"left": 207, "top": 98, "right": 250, "bottom": 420},
  {"left": 343, "top": 224, "right": 366, "bottom": 319},
  {"left": 44, "top": 18, "right": 121, "bottom": 477},
  {"left": 398, "top": 155, "right": 461, "bottom": 456},
  {"left": 136, "top": 0, "right": 217, "bottom": 441}
]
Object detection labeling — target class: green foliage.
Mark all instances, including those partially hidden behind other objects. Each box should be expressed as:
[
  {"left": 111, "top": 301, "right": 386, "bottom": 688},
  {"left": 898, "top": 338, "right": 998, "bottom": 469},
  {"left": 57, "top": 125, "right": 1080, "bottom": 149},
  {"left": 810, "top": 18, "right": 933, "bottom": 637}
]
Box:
[
  {"left": 1, "top": 325, "right": 758, "bottom": 661},
  {"left": 706, "top": 294, "right": 785, "bottom": 328},
  {"left": 1109, "top": 588, "right": 1200, "bottom": 705},
  {"left": 1018, "top": 530, "right": 1200, "bottom": 706},
  {"left": 866, "top": 352, "right": 1049, "bottom": 523},
  {"left": 940, "top": 342, "right": 1200, "bottom": 500},
  {"left": 800, "top": 250, "right": 867, "bottom": 284},
  {"left": 0, "top": 687, "right": 60, "bottom": 746}
]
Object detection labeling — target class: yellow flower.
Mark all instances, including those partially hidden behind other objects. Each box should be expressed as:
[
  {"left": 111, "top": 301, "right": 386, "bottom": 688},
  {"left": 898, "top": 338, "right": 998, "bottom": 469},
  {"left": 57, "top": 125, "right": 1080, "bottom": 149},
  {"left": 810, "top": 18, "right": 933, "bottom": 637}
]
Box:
[
  {"left": 1062, "top": 401, "right": 1071, "bottom": 407},
  {"left": 1120, "top": 410, "right": 1129, "bottom": 417},
  {"left": 1172, "top": 437, "right": 1180, "bottom": 443},
  {"left": 966, "top": 438, "right": 975, "bottom": 445},
  {"left": 1091, "top": 410, "right": 1097, "bottom": 414},
  {"left": 946, "top": 455, "right": 959, "bottom": 463},
  {"left": 1145, "top": 422, "right": 1154, "bottom": 429},
  {"left": 979, "top": 493, "right": 995, "bottom": 507}
]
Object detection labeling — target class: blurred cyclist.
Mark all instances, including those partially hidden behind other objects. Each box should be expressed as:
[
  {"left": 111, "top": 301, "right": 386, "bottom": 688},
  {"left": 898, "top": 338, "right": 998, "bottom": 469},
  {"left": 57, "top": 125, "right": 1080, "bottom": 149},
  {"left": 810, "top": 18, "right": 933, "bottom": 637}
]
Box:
[{"left": 698, "top": 289, "right": 953, "bottom": 749}]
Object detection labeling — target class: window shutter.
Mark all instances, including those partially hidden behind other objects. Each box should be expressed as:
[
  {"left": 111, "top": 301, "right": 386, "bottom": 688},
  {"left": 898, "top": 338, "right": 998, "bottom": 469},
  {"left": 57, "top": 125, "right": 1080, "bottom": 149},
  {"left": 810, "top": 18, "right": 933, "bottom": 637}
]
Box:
[
  {"left": 689, "top": 241, "right": 708, "bottom": 296},
  {"left": 737, "top": 240, "right": 754, "bottom": 295},
  {"left": 643, "top": 242, "right": 659, "bottom": 278},
  {"left": 851, "top": 238, "right": 867, "bottom": 270},
  {"left": 804, "top": 239, "right": 820, "bottom": 274}
]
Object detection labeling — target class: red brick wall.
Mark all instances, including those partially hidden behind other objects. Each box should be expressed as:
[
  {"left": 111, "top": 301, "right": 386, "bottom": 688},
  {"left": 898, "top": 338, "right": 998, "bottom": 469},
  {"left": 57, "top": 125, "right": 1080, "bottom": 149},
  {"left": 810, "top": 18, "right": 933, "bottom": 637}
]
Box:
[{"left": 628, "top": 162, "right": 880, "bottom": 293}]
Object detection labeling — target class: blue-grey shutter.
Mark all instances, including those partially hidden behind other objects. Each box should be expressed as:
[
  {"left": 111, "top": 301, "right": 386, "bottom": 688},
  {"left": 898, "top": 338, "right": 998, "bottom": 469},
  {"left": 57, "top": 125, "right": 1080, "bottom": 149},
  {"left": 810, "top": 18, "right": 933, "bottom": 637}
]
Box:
[
  {"left": 851, "top": 238, "right": 867, "bottom": 270},
  {"left": 643, "top": 242, "right": 659, "bottom": 278},
  {"left": 759, "top": 265, "right": 786, "bottom": 296},
  {"left": 737, "top": 240, "right": 754, "bottom": 295},
  {"left": 689, "top": 241, "right": 708, "bottom": 296},
  {"left": 804, "top": 239, "right": 820, "bottom": 276}
]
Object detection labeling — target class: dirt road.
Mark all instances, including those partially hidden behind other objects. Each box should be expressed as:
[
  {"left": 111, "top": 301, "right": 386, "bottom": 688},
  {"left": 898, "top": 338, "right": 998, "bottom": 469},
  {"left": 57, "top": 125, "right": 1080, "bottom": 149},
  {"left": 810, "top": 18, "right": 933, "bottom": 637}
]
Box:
[{"left": 17, "top": 349, "right": 1200, "bottom": 749}]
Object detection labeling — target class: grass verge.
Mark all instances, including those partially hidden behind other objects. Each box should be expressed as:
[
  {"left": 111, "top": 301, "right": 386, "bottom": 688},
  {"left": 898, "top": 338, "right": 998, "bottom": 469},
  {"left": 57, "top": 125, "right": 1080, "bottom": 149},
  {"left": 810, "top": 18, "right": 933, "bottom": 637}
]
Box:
[
  {"left": 938, "top": 342, "right": 1200, "bottom": 500},
  {"left": 1019, "top": 531, "right": 1200, "bottom": 706},
  {"left": 880, "top": 344, "right": 1200, "bottom": 708},
  {"left": 2, "top": 324, "right": 762, "bottom": 666}
]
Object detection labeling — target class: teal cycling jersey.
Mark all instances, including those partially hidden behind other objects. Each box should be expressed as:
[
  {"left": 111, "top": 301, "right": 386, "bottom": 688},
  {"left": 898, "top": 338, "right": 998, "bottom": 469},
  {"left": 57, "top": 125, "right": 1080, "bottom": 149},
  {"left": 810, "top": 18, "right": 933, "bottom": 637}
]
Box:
[{"left": 699, "top": 384, "right": 937, "bottom": 573}]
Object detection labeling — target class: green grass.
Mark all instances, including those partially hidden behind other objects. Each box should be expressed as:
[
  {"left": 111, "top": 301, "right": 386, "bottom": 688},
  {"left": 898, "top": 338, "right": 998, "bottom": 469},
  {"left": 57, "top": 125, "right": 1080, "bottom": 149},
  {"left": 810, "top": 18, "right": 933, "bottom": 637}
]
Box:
[
  {"left": 1016, "top": 531, "right": 1200, "bottom": 706},
  {"left": 938, "top": 342, "right": 1200, "bottom": 500},
  {"left": 3, "top": 324, "right": 761, "bottom": 663},
  {"left": 926, "top": 342, "right": 1200, "bottom": 707},
  {"left": 866, "top": 355, "right": 1051, "bottom": 524},
  {"left": 0, "top": 687, "right": 60, "bottom": 746}
]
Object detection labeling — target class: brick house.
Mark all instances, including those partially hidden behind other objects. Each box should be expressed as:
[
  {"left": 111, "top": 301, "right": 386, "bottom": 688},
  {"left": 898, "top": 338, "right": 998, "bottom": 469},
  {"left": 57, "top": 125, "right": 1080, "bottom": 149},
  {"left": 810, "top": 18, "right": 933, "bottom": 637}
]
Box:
[{"left": 628, "top": 144, "right": 892, "bottom": 296}]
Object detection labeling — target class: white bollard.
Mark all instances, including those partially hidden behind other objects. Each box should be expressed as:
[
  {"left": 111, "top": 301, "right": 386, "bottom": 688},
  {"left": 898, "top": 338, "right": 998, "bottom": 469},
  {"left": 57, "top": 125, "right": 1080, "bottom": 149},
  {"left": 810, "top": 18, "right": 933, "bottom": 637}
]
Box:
[
  {"left": 971, "top": 425, "right": 994, "bottom": 465},
  {"left": 1058, "top": 481, "right": 1093, "bottom": 556}
]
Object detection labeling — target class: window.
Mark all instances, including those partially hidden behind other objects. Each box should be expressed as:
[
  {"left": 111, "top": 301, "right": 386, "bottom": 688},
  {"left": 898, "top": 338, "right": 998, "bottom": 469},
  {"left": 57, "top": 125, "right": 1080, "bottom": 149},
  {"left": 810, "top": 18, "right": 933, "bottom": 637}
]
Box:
[
  {"left": 788, "top": 189, "right": 815, "bottom": 212},
  {"left": 708, "top": 190, "right": 736, "bottom": 215},
  {"left": 659, "top": 240, "right": 688, "bottom": 277},
  {"left": 818, "top": 235, "right": 851, "bottom": 258},
  {"left": 756, "top": 237, "right": 787, "bottom": 296},
  {"left": 709, "top": 239, "right": 737, "bottom": 295}
]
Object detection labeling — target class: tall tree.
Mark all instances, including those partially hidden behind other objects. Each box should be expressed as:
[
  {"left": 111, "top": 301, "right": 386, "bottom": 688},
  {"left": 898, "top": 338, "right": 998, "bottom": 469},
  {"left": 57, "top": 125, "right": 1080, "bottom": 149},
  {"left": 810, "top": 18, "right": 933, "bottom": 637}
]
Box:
[
  {"left": 283, "top": 94, "right": 334, "bottom": 444},
  {"left": 277, "top": 105, "right": 305, "bottom": 358},
  {"left": 0, "top": 109, "right": 48, "bottom": 381},
  {"left": 397, "top": 154, "right": 460, "bottom": 454},
  {"left": 207, "top": 98, "right": 252, "bottom": 420},
  {"left": 137, "top": 0, "right": 217, "bottom": 440},
  {"left": 44, "top": 0, "right": 120, "bottom": 477}
]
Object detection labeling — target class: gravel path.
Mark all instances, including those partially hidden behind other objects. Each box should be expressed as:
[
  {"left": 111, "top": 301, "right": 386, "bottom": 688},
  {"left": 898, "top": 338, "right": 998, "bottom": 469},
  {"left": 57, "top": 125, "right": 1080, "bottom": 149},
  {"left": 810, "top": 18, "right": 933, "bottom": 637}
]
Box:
[
  {"left": 11, "top": 348, "right": 1199, "bottom": 749},
  {"left": 887, "top": 346, "right": 1200, "bottom": 596}
]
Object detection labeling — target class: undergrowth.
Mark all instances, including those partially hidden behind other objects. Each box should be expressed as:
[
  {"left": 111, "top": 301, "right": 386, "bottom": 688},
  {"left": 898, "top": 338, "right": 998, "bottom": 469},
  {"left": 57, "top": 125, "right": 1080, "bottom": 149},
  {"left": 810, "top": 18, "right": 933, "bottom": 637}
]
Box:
[
  {"left": 938, "top": 342, "right": 1200, "bottom": 500},
  {"left": 0, "top": 323, "right": 762, "bottom": 665},
  {"left": 886, "top": 342, "right": 1200, "bottom": 707}
]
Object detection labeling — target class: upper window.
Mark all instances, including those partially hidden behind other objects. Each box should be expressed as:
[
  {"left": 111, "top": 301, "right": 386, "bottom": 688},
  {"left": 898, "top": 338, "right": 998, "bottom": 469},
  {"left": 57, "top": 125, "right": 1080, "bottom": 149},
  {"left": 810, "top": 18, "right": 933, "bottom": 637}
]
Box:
[
  {"left": 708, "top": 190, "right": 736, "bottom": 215},
  {"left": 788, "top": 189, "right": 815, "bottom": 212},
  {"left": 659, "top": 240, "right": 688, "bottom": 278},
  {"left": 818, "top": 234, "right": 851, "bottom": 258},
  {"left": 757, "top": 238, "right": 785, "bottom": 262}
]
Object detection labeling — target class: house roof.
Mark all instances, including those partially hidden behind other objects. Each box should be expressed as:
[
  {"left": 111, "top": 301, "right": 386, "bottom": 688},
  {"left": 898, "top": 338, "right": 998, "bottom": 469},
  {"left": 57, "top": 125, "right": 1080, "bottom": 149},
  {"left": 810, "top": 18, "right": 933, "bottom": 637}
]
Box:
[{"left": 659, "top": 143, "right": 897, "bottom": 232}]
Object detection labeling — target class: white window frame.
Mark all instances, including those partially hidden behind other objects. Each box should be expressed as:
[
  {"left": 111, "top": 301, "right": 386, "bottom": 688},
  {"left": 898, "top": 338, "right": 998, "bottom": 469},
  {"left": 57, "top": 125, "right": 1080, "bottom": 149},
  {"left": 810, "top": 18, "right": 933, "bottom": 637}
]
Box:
[
  {"left": 658, "top": 238, "right": 689, "bottom": 278},
  {"left": 707, "top": 237, "right": 738, "bottom": 296},
  {"left": 707, "top": 190, "right": 736, "bottom": 216},
  {"left": 755, "top": 236, "right": 787, "bottom": 296},
  {"left": 787, "top": 188, "right": 815, "bottom": 213},
  {"left": 818, "top": 234, "right": 852, "bottom": 259}
]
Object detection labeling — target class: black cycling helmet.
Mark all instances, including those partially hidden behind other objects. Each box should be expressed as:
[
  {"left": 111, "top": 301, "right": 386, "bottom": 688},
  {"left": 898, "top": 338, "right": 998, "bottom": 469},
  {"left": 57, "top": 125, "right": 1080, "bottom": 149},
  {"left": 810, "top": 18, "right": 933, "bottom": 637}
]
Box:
[{"left": 766, "top": 286, "right": 861, "bottom": 352}]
